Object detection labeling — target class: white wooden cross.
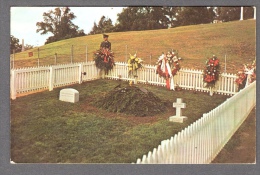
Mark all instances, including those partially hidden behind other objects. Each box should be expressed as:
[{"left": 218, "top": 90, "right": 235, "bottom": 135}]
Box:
[
  {"left": 169, "top": 98, "right": 187, "bottom": 123},
  {"left": 173, "top": 98, "right": 186, "bottom": 117}
]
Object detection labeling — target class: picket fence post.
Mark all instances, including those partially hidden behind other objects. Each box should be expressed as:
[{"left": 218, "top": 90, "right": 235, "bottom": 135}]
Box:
[
  {"left": 49, "top": 66, "right": 54, "bottom": 91},
  {"left": 78, "top": 63, "right": 82, "bottom": 84},
  {"left": 10, "top": 70, "right": 17, "bottom": 100}
]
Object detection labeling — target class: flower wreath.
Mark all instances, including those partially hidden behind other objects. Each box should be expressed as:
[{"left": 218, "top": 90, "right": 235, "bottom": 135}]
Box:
[
  {"left": 235, "top": 70, "right": 247, "bottom": 90},
  {"left": 156, "top": 51, "right": 182, "bottom": 79},
  {"left": 203, "top": 55, "right": 220, "bottom": 88},
  {"left": 235, "top": 60, "right": 256, "bottom": 90},
  {"left": 94, "top": 48, "right": 115, "bottom": 74},
  {"left": 128, "top": 53, "right": 143, "bottom": 77}
]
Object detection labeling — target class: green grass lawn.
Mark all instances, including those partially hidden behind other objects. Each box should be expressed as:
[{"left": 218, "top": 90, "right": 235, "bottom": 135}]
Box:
[
  {"left": 12, "top": 20, "right": 255, "bottom": 73},
  {"left": 11, "top": 79, "right": 228, "bottom": 163}
]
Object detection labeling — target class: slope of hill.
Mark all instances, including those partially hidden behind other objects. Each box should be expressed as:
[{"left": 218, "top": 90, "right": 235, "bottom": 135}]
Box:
[{"left": 12, "top": 20, "right": 256, "bottom": 73}]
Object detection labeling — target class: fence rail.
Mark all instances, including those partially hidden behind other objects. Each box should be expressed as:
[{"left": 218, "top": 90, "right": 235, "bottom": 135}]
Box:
[
  {"left": 10, "top": 61, "right": 238, "bottom": 99},
  {"left": 135, "top": 81, "right": 256, "bottom": 164},
  {"left": 106, "top": 62, "right": 238, "bottom": 95},
  {"left": 10, "top": 61, "right": 100, "bottom": 99}
]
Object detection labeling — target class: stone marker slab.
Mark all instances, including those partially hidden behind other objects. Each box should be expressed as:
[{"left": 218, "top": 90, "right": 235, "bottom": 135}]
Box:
[
  {"left": 59, "top": 88, "right": 79, "bottom": 103},
  {"left": 169, "top": 116, "right": 188, "bottom": 123},
  {"left": 169, "top": 98, "right": 187, "bottom": 123}
]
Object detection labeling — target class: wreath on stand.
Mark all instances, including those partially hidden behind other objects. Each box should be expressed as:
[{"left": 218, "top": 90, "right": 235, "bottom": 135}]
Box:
[
  {"left": 203, "top": 55, "right": 220, "bottom": 88},
  {"left": 128, "top": 53, "right": 144, "bottom": 85},
  {"left": 156, "top": 50, "right": 182, "bottom": 90},
  {"left": 235, "top": 60, "right": 256, "bottom": 90},
  {"left": 94, "top": 48, "right": 115, "bottom": 74},
  {"left": 156, "top": 51, "right": 182, "bottom": 79}
]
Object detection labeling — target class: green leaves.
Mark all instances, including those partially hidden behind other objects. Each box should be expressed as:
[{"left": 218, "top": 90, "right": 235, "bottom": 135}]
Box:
[
  {"left": 88, "top": 16, "right": 114, "bottom": 35},
  {"left": 36, "top": 7, "right": 85, "bottom": 44}
]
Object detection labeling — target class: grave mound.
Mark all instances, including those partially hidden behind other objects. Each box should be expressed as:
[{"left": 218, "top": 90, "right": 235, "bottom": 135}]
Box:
[{"left": 94, "top": 85, "right": 168, "bottom": 116}]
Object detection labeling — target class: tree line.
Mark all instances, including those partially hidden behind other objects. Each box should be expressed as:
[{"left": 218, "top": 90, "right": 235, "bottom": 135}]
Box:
[
  {"left": 11, "top": 6, "right": 254, "bottom": 54},
  {"left": 89, "top": 7, "right": 254, "bottom": 34}
]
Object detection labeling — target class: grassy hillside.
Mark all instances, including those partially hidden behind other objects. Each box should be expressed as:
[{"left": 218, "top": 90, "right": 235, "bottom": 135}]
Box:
[{"left": 12, "top": 20, "right": 256, "bottom": 73}]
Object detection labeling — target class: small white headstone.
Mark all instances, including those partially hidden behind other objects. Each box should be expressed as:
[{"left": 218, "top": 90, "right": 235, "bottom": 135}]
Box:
[
  {"left": 59, "top": 88, "right": 79, "bottom": 103},
  {"left": 169, "top": 98, "right": 187, "bottom": 123}
]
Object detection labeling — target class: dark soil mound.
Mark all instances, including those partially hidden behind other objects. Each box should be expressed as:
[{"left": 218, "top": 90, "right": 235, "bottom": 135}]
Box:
[{"left": 94, "top": 85, "right": 167, "bottom": 116}]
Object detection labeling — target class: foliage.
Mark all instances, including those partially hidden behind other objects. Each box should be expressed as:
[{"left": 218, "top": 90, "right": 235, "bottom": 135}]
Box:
[
  {"left": 173, "top": 7, "right": 215, "bottom": 27},
  {"left": 36, "top": 7, "right": 85, "bottom": 44},
  {"left": 88, "top": 16, "right": 114, "bottom": 35},
  {"left": 115, "top": 7, "right": 216, "bottom": 31},
  {"left": 10, "top": 35, "right": 22, "bottom": 54},
  {"left": 127, "top": 53, "right": 143, "bottom": 77},
  {"left": 216, "top": 7, "right": 254, "bottom": 22},
  {"left": 115, "top": 7, "right": 170, "bottom": 31},
  {"left": 94, "top": 85, "right": 167, "bottom": 116},
  {"left": 93, "top": 48, "right": 115, "bottom": 73},
  {"left": 24, "top": 44, "right": 34, "bottom": 51}
]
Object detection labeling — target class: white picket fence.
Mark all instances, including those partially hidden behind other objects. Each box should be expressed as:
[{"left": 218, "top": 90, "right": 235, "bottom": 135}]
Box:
[
  {"left": 135, "top": 81, "right": 256, "bottom": 164},
  {"left": 10, "top": 61, "right": 237, "bottom": 99},
  {"left": 10, "top": 61, "right": 100, "bottom": 99},
  {"left": 106, "top": 62, "right": 237, "bottom": 95}
]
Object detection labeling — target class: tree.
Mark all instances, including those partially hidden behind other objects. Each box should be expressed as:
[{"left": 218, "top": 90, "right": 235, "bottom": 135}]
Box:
[
  {"left": 36, "top": 7, "right": 85, "bottom": 44},
  {"left": 115, "top": 7, "right": 170, "bottom": 32},
  {"left": 114, "top": 7, "right": 216, "bottom": 31},
  {"left": 88, "top": 16, "right": 114, "bottom": 35},
  {"left": 10, "top": 35, "right": 22, "bottom": 54},
  {"left": 173, "top": 7, "right": 215, "bottom": 27},
  {"left": 24, "top": 44, "right": 34, "bottom": 51},
  {"left": 89, "top": 22, "right": 99, "bottom": 35},
  {"left": 162, "top": 7, "right": 181, "bottom": 28},
  {"left": 216, "top": 7, "right": 254, "bottom": 22}
]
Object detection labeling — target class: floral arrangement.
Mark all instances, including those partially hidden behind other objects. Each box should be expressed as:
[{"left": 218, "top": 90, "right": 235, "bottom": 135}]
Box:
[
  {"left": 171, "top": 56, "right": 182, "bottom": 76},
  {"left": 128, "top": 53, "right": 143, "bottom": 77},
  {"left": 203, "top": 55, "right": 220, "bottom": 88},
  {"left": 235, "top": 60, "right": 256, "bottom": 90},
  {"left": 156, "top": 51, "right": 182, "bottom": 79},
  {"left": 94, "top": 48, "right": 115, "bottom": 74},
  {"left": 235, "top": 70, "right": 247, "bottom": 90}
]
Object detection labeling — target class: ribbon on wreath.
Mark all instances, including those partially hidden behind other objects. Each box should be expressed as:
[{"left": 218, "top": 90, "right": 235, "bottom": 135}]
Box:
[
  {"left": 158, "top": 54, "right": 173, "bottom": 90},
  {"left": 244, "top": 65, "right": 255, "bottom": 87},
  {"left": 235, "top": 60, "right": 256, "bottom": 90}
]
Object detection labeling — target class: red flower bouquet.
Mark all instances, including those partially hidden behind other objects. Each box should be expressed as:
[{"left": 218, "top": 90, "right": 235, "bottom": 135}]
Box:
[{"left": 203, "top": 55, "right": 220, "bottom": 88}]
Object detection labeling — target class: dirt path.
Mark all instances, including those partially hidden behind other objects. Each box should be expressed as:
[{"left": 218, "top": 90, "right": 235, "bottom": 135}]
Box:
[{"left": 212, "top": 108, "right": 256, "bottom": 163}]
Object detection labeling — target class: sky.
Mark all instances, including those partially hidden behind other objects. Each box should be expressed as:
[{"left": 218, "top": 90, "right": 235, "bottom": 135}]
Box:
[{"left": 10, "top": 7, "right": 124, "bottom": 46}]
